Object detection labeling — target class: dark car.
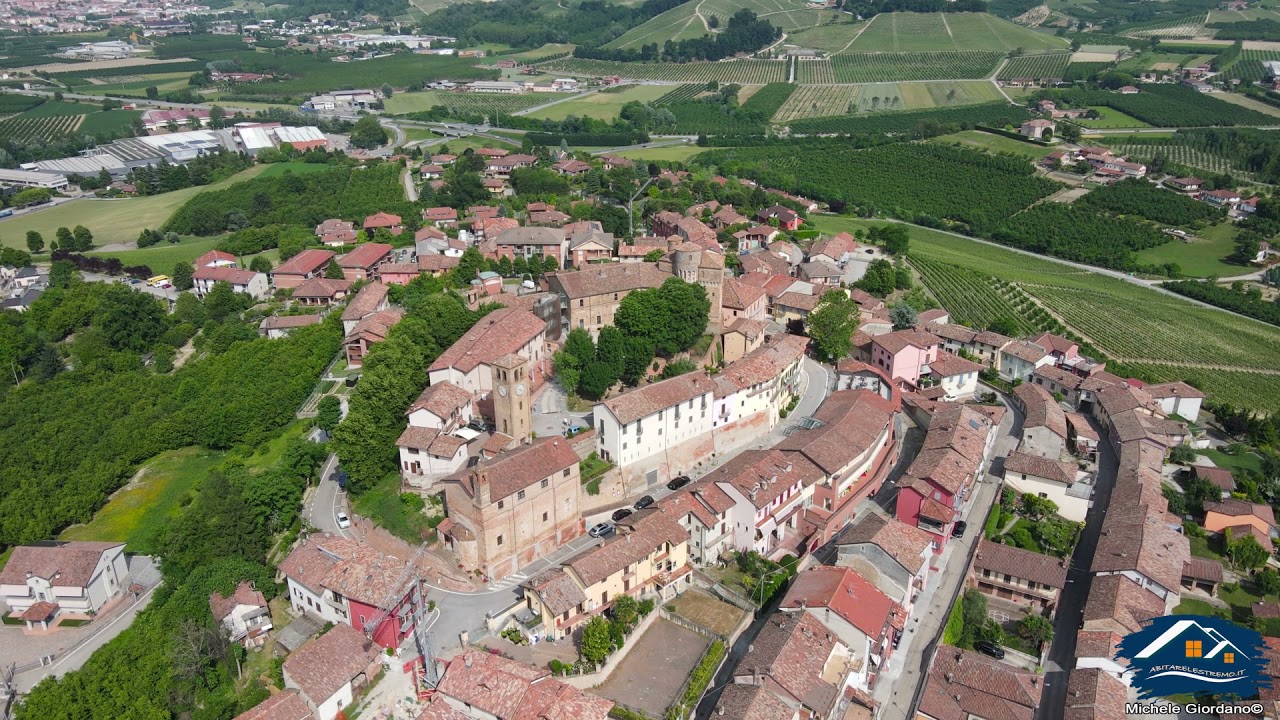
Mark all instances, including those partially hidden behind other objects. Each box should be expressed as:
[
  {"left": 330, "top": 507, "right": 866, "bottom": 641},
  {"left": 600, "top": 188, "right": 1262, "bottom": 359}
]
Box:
[
  {"left": 612, "top": 508, "right": 633, "bottom": 522},
  {"left": 951, "top": 520, "right": 968, "bottom": 538},
  {"left": 974, "top": 640, "right": 1005, "bottom": 660},
  {"left": 667, "top": 476, "right": 691, "bottom": 491},
  {"left": 633, "top": 495, "right": 655, "bottom": 511}
]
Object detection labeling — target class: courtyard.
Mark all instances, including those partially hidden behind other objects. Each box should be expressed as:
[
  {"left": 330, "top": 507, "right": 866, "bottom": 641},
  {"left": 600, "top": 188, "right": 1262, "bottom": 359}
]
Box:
[{"left": 593, "top": 619, "right": 709, "bottom": 717}]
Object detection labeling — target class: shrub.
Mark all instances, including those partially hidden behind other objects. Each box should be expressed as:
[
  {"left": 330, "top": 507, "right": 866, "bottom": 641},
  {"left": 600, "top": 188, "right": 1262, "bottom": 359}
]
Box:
[{"left": 665, "top": 640, "right": 725, "bottom": 720}]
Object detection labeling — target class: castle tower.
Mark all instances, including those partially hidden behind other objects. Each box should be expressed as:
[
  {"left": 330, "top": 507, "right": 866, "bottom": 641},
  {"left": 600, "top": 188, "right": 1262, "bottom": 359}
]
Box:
[
  {"left": 491, "top": 353, "right": 531, "bottom": 446},
  {"left": 672, "top": 242, "right": 702, "bottom": 283}
]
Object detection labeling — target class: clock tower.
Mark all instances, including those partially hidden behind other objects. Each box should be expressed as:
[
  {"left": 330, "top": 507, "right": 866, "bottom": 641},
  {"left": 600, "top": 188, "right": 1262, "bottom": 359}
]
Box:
[{"left": 491, "top": 353, "right": 531, "bottom": 446}]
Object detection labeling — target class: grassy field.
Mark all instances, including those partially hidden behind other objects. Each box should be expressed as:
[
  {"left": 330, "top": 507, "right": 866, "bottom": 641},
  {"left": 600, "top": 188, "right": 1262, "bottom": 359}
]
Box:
[
  {"left": 86, "top": 237, "right": 226, "bottom": 272},
  {"left": 256, "top": 162, "right": 333, "bottom": 178},
  {"left": 351, "top": 472, "right": 440, "bottom": 544},
  {"left": 773, "top": 79, "right": 1002, "bottom": 119},
  {"left": 930, "top": 129, "right": 1057, "bottom": 158},
  {"left": 1133, "top": 222, "right": 1247, "bottom": 278},
  {"left": 610, "top": 144, "right": 709, "bottom": 162},
  {"left": 785, "top": 21, "right": 871, "bottom": 54},
  {"left": 1073, "top": 106, "right": 1151, "bottom": 128},
  {"left": 1210, "top": 90, "right": 1280, "bottom": 119},
  {"left": 60, "top": 447, "right": 226, "bottom": 552},
  {"left": 538, "top": 57, "right": 788, "bottom": 83},
  {"left": 78, "top": 71, "right": 192, "bottom": 96},
  {"left": 607, "top": 0, "right": 840, "bottom": 48},
  {"left": 811, "top": 215, "right": 1280, "bottom": 412},
  {"left": 843, "top": 12, "right": 1068, "bottom": 53},
  {"left": 797, "top": 52, "right": 1004, "bottom": 83},
  {"left": 0, "top": 164, "right": 270, "bottom": 249},
  {"left": 385, "top": 90, "right": 554, "bottom": 115},
  {"left": 526, "top": 84, "right": 672, "bottom": 120}
]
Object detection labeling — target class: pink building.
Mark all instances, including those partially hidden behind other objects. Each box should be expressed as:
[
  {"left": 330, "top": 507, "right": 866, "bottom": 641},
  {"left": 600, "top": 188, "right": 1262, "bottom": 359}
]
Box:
[
  {"left": 720, "top": 278, "right": 768, "bottom": 326},
  {"left": 870, "top": 330, "right": 941, "bottom": 388}
]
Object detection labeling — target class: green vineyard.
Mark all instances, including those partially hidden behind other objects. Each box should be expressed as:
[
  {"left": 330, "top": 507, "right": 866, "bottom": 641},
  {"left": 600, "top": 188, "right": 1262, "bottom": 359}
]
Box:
[
  {"left": 1111, "top": 142, "right": 1254, "bottom": 180},
  {"left": 909, "top": 255, "right": 1050, "bottom": 337},
  {"left": 0, "top": 113, "right": 85, "bottom": 143},
  {"left": 537, "top": 58, "right": 789, "bottom": 84},
  {"left": 786, "top": 101, "right": 1027, "bottom": 134},
  {"left": 797, "top": 52, "right": 1004, "bottom": 83},
  {"left": 997, "top": 53, "right": 1071, "bottom": 80}
]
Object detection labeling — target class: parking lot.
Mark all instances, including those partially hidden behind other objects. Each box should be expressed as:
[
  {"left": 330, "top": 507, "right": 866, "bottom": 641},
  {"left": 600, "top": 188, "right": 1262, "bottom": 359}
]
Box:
[{"left": 593, "top": 619, "right": 710, "bottom": 717}]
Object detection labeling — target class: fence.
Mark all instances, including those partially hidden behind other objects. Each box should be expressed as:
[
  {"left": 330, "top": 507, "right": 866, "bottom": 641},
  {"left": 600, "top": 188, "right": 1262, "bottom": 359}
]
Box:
[{"left": 559, "top": 609, "right": 661, "bottom": 690}]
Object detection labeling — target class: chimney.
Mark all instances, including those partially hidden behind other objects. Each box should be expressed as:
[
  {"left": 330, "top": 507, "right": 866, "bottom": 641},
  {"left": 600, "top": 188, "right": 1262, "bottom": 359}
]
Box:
[
  {"left": 946, "top": 673, "right": 954, "bottom": 683},
  {"left": 475, "top": 471, "right": 491, "bottom": 506},
  {"left": 1031, "top": 678, "right": 1038, "bottom": 687},
  {"left": 464, "top": 654, "right": 473, "bottom": 669},
  {"left": 717, "top": 708, "right": 725, "bottom": 716}
]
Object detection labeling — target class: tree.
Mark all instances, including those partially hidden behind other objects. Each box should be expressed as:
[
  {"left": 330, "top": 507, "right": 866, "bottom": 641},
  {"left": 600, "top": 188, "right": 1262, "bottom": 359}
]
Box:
[
  {"left": 453, "top": 247, "right": 485, "bottom": 286},
  {"left": 612, "top": 595, "right": 639, "bottom": 630},
  {"left": 172, "top": 262, "right": 195, "bottom": 291},
  {"left": 620, "top": 336, "right": 655, "bottom": 386},
  {"left": 1018, "top": 493, "right": 1059, "bottom": 520},
  {"left": 324, "top": 259, "right": 346, "bottom": 280},
  {"left": 380, "top": 83, "right": 394, "bottom": 98},
  {"left": 48, "top": 259, "right": 78, "bottom": 288},
  {"left": 350, "top": 115, "right": 389, "bottom": 150},
  {"left": 579, "top": 361, "right": 616, "bottom": 400},
  {"left": 614, "top": 278, "right": 710, "bottom": 356},
  {"left": 249, "top": 255, "right": 273, "bottom": 273},
  {"left": 805, "top": 291, "right": 857, "bottom": 362},
  {"left": 25, "top": 231, "right": 43, "bottom": 254},
  {"left": 554, "top": 351, "right": 581, "bottom": 395},
  {"left": 204, "top": 281, "right": 241, "bottom": 323},
  {"left": 56, "top": 227, "right": 74, "bottom": 250},
  {"left": 959, "top": 588, "right": 988, "bottom": 647},
  {"left": 581, "top": 616, "right": 612, "bottom": 664},
  {"left": 870, "top": 224, "right": 909, "bottom": 255},
  {"left": 1228, "top": 530, "right": 1270, "bottom": 570},
  {"left": 1017, "top": 614, "right": 1054, "bottom": 645},
  {"left": 145, "top": 85, "right": 159, "bottom": 99},
  {"left": 1256, "top": 568, "right": 1280, "bottom": 596},
  {"left": 71, "top": 226, "right": 93, "bottom": 251},
  {"left": 316, "top": 395, "right": 343, "bottom": 434},
  {"left": 890, "top": 303, "right": 917, "bottom": 330},
  {"left": 93, "top": 284, "right": 168, "bottom": 353},
  {"left": 564, "top": 327, "right": 596, "bottom": 370}
]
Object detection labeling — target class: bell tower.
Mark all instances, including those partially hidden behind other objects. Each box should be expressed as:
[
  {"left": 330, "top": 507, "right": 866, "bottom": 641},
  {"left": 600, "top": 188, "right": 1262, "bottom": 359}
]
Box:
[{"left": 491, "top": 353, "right": 531, "bottom": 446}]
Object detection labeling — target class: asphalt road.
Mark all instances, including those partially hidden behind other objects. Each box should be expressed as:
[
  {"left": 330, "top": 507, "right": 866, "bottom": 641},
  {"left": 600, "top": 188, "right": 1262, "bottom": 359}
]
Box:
[{"left": 306, "top": 453, "right": 353, "bottom": 539}]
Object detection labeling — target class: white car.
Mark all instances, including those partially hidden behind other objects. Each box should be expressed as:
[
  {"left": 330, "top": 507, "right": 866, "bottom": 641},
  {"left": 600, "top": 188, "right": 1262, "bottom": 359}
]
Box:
[
  {"left": 336, "top": 512, "right": 352, "bottom": 529},
  {"left": 942, "top": 394, "right": 959, "bottom": 402}
]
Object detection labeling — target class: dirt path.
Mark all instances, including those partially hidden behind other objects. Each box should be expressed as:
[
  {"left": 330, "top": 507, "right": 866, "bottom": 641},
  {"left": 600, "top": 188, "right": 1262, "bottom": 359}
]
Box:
[{"left": 833, "top": 13, "right": 877, "bottom": 55}]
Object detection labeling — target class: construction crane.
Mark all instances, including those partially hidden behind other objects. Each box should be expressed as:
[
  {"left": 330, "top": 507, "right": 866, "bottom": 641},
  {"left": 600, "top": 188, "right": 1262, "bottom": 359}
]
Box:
[{"left": 361, "top": 540, "right": 440, "bottom": 689}]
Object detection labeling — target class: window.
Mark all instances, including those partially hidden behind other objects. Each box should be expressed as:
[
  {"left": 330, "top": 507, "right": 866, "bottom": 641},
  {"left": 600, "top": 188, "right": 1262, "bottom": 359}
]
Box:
[
  {"left": 563, "top": 468, "right": 570, "bottom": 477},
  {"left": 542, "top": 511, "right": 548, "bottom": 522},
  {"left": 498, "top": 500, "right": 505, "bottom": 509},
  {"left": 1186, "top": 640, "right": 1203, "bottom": 658},
  {"left": 518, "top": 490, "right": 526, "bottom": 500},
  {"left": 1225, "top": 652, "right": 1236, "bottom": 664},
  {"left": 497, "top": 535, "right": 504, "bottom": 546}
]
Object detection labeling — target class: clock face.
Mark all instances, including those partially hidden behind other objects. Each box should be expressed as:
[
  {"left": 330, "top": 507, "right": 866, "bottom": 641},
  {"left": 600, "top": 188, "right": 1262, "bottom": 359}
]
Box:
[
  {"left": 515, "top": 384, "right": 526, "bottom": 396},
  {"left": 497, "top": 385, "right": 508, "bottom": 397}
]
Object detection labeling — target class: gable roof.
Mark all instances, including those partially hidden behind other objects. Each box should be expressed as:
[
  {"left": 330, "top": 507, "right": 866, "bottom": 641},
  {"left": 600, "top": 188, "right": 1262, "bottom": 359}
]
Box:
[
  {"left": 1002, "top": 340, "right": 1049, "bottom": 364},
  {"left": 341, "top": 281, "right": 390, "bottom": 322},
  {"left": 234, "top": 690, "right": 313, "bottom": 720},
  {"left": 973, "top": 540, "right": 1066, "bottom": 589},
  {"left": 710, "top": 448, "right": 825, "bottom": 510},
  {"left": 734, "top": 612, "right": 840, "bottom": 717},
  {"left": 548, "top": 263, "right": 668, "bottom": 299},
  {"left": 284, "top": 624, "right": 381, "bottom": 705},
  {"left": 722, "top": 277, "right": 767, "bottom": 311},
  {"left": 1082, "top": 574, "right": 1165, "bottom": 634},
  {"left": 209, "top": 581, "right": 267, "bottom": 622},
  {"left": 437, "top": 651, "right": 613, "bottom": 720},
  {"left": 1063, "top": 668, "right": 1127, "bottom": 720},
  {"left": 278, "top": 535, "right": 411, "bottom": 606},
  {"left": 781, "top": 565, "right": 901, "bottom": 639},
  {"left": 293, "top": 277, "right": 352, "bottom": 299},
  {"left": 839, "top": 513, "right": 933, "bottom": 574},
  {"left": 1092, "top": 511, "right": 1189, "bottom": 593},
  {"left": 407, "top": 381, "right": 472, "bottom": 420},
  {"left": 712, "top": 683, "right": 799, "bottom": 720},
  {"left": 338, "top": 242, "right": 393, "bottom": 269},
  {"left": 0, "top": 541, "right": 123, "bottom": 587},
  {"left": 1207, "top": 498, "right": 1277, "bottom": 527},
  {"left": 494, "top": 226, "right": 565, "bottom": 246},
  {"left": 873, "top": 329, "right": 940, "bottom": 355},
  {"left": 1192, "top": 465, "right": 1235, "bottom": 492},
  {"left": 450, "top": 437, "right": 579, "bottom": 503},
  {"left": 566, "top": 513, "right": 688, "bottom": 587},
  {"left": 1004, "top": 451, "right": 1075, "bottom": 485},
  {"left": 600, "top": 372, "right": 715, "bottom": 426},
  {"left": 775, "top": 389, "right": 895, "bottom": 476},
  {"left": 919, "top": 648, "right": 1042, "bottom": 720},
  {"left": 193, "top": 266, "right": 261, "bottom": 285},
  {"left": 522, "top": 567, "right": 587, "bottom": 617},
  {"left": 1013, "top": 383, "right": 1068, "bottom": 440},
  {"left": 275, "top": 248, "right": 335, "bottom": 276},
  {"left": 429, "top": 307, "right": 545, "bottom": 374}
]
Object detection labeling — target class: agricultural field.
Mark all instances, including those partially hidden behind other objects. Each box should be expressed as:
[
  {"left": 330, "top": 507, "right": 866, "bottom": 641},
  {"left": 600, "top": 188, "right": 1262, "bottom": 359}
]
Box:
[
  {"left": 537, "top": 57, "right": 788, "bottom": 83},
  {"left": 1072, "top": 106, "right": 1151, "bottom": 128},
  {"left": 812, "top": 215, "right": 1280, "bottom": 412},
  {"left": 1208, "top": 6, "right": 1280, "bottom": 23},
  {"left": 0, "top": 98, "right": 140, "bottom": 142},
  {"left": 196, "top": 54, "right": 499, "bottom": 101},
  {"left": 609, "top": 144, "right": 708, "bottom": 161},
  {"left": 797, "top": 51, "right": 1004, "bottom": 83},
  {"left": 930, "top": 129, "right": 1058, "bottom": 158},
  {"left": 842, "top": 12, "right": 1068, "bottom": 53},
  {"left": 608, "top": 0, "right": 840, "bottom": 49},
  {"left": 772, "top": 80, "right": 1002, "bottom": 120},
  {"left": 1223, "top": 48, "right": 1280, "bottom": 82},
  {"left": 1133, "top": 223, "right": 1244, "bottom": 278},
  {"left": 71, "top": 71, "right": 192, "bottom": 96},
  {"left": 784, "top": 22, "right": 870, "bottom": 54},
  {"left": 785, "top": 100, "right": 1027, "bottom": 134},
  {"left": 1059, "top": 83, "right": 1276, "bottom": 126},
  {"left": 384, "top": 90, "right": 554, "bottom": 115},
  {"left": 996, "top": 53, "right": 1071, "bottom": 80},
  {"left": 605, "top": 2, "right": 711, "bottom": 49},
  {"left": 1122, "top": 13, "right": 1209, "bottom": 39},
  {"left": 525, "top": 84, "right": 671, "bottom": 120},
  {"left": 1110, "top": 141, "right": 1257, "bottom": 180}
]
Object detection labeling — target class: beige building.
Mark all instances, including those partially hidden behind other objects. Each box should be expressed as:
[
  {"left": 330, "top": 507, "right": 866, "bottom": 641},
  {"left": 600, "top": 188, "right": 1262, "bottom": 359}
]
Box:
[
  {"left": 521, "top": 510, "right": 691, "bottom": 641},
  {"left": 438, "top": 437, "right": 583, "bottom": 580},
  {"left": 546, "top": 263, "right": 669, "bottom": 338},
  {"left": 656, "top": 242, "right": 726, "bottom": 333}
]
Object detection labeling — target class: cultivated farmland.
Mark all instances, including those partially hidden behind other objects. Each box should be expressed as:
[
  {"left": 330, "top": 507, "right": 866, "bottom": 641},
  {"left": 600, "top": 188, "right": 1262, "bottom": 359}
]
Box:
[
  {"left": 797, "top": 51, "right": 1004, "bottom": 82},
  {"left": 537, "top": 57, "right": 789, "bottom": 83},
  {"left": 842, "top": 12, "right": 1068, "bottom": 53},
  {"left": 772, "top": 80, "right": 1002, "bottom": 120},
  {"left": 384, "top": 90, "right": 551, "bottom": 115},
  {"left": 1122, "top": 13, "right": 1209, "bottom": 38},
  {"left": 0, "top": 113, "right": 84, "bottom": 142},
  {"left": 784, "top": 101, "right": 1027, "bottom": 133},
  {"left": 607, "top": 0, "right": 840, "bottom": 49},
  {"left": 996, "top": 53, "right": 1072, "bottom": 80}
]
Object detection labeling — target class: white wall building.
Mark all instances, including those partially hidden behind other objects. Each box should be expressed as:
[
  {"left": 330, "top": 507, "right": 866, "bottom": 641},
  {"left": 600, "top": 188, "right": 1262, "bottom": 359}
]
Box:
[
  {"left": 1003, "top": 451, "right": 1090, "bottom": 522},
  {"left": 0, "top": 541, "right": 128, "bottom": 619}
]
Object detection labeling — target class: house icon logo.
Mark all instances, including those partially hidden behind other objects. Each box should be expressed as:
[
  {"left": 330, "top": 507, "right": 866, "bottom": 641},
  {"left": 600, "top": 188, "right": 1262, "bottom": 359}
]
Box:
[{"left": 1117, "top": 615, "right": 1271, "bottom": 701}]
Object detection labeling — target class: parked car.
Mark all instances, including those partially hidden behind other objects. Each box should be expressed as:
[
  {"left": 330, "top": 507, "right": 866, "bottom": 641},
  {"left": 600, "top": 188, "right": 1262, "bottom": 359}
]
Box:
[
  {"left": 974, "top": 640, "right": 1005, "bottom": 660},
  {"left": 633, "top": 495, "right": 655, "bottom": 511},
  {"left": 336, "top": 512, "right": 351, "bottom": 529},
  {"left": 942, "top": 394, "right": 958, "bottom": 402},
  {"left": 951, "top": 521, "right": 968, "bottom": 538},
  {"left": 612, "top": 508, "right": 633, "bottom": 522},
  {"left": 588, "top": 522, "right": 614, "bottom": 539},
  {"left": 667, "top": 476, "right": 691, "bottom": 491}
]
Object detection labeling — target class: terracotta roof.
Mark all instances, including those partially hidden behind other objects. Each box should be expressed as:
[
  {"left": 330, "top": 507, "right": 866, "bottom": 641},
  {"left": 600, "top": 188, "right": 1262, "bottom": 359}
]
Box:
[
  {"left": 396, "top": 426, "right": 468, "bottom": 458},
  {"left": 284, "top": 624, "right": 381, "bottom": 706},
  {"left": 1074, "top": 629, "right": 1123, "bottom": 662},
  {"left": 1013, "top": 383, "right": 1068, "bottom": 440},
  {"left": 407, "top": 381, "right": 472, "bottom": 420},
  {"left": 340, "top": 281, "right": 389, "bottom": 322},
  {"left": 776, "top": 389, "right": 895, "bottom": 477},
  {"left": 975, "top": 329, "right": 1013, "bottom": 348},
  {"left": 1225, "top": 523, "right": 1274, "bottom": 549},
  {"left": 1030, "top": 332, "right": 1077, "bottom": 355},
  {"left": 292, "top": 277, "right": 351, "bottom": 299},
  {"left": 917, "top": 308, "right": 949, "bottom": 325},
  {"left": 20, "top": 601, "right": 58, "bottom": 621},
  {"left": 775, "top": 290, "right": 818, "bottom": 312},
  {"left": 474, "top": 217, "right": 519, "bottom": 237},
  {"left": 423, "top": 207, "right": 458, "bottom": 222},
  {"left": 234, "top": 689, "right": 313, "bottom": 720},
  {"left": 908, "top": 447, "right": 976, "bottom": 496},
  {"left": 1005, "top": 451, "right": 1075, "bottom": 485},
  {"left": 1079, "top": 371, "right": 1124, "bottom": 393},
  {"left": 494, "top": 226, "right": 564, "bottom": 246},
  {"left": 710, "top": 448, "right": 825, "bottom": 510},
  {"left": 715, "top": 334, "right": 807, "bottom": 397},
  {"left": 566, "top": 512, "right": 688, "bottom": 587},
  {"left": 1064, "top": 412, "right": 1098, "bottom": 441},
  {"left": 450, "top": 437, "right": 578, "bottom": 504},
  {"left": 739, "top": 251, "right": 790, "bottom": 276},
  {"left": 928, "top": 351, "right": 983, "bottom": 378},
  {"left": 918, "top": 649, "right": 1042, "bottom": 720},
  {"left": 1002, "top": 340, "right": 1048, "bottom": 364},
  {"left": 209, "top": 581, "right": 267, "bottom": 622},
  {"left": 1147, "top": 381, "right": 1206, "bottom": 400},
  {"left": 261, "top": 315, "right": 324, "bottom": 331},
  {"left": 712, "top": 683, "right": 798, "bottom": 720},
  {"left": 809, "top": 232, "right": 855, "bottom": 261},
  {"left": 600, "top": 371, "right": 716, "bottom": 426},
  {"left": 1063, "top": 668, "right": 1127, "bottom": 720},
  {"left": 781, "top": 566, "right": 901, "bottom": 639},
  {"left": 429, "top": 307, "right": 545, "bottom": 374},
  {"left": 1082, "top": 574, "right": 1165, "bottom": 634},
  {"left": 415, "top": 226, "right": 447, "bottom": 242},
  {"left": 734, "top": 612, "right": 840, "bottom": 717},
  {"left": 547, "top": 263, "right": 668, "bottom": 299},
  {"left": 725, "top": 317, "right": 768, "bottom": 341},
  {"left": 278, "top": 535, "right": 411, "bottom": 606},
  {"left": 1207, "top": 498, "right": 1276, "bottom": 527},
  {"left": 345, "top": 309, "right": 401, "bottom": 343},
  {"left": 192, "top": 265, "right": 261, "bottom": 285},
  {"left": 0, "top": 541, "right": 123, "bottom": 587},
  {"left": 925, "top": 322, "right": 976, "bottom": 344},
  {"left": 722, "top": 277, "right": 766, "bottom": 311},
  {"left": 655, "top": 480, "right": 731, "bottom": 529},
  {"left": 1091, "top": 512, "right": 1189, "bottom": 593},
  {"left": 839, "top": 513, "right": 932, "bottom": 574},
  {"left": 1183, "top": 556, "right": 1223, "bottom": 583},
  {"left": 436, "top": 651, "right": 613, "bottom": 720},
  {"left": 522, "top": 567, "right": 586, "bottom": 617},
  {"left": 275, "top": 248, "right": 336, "bottom": 276},
  {"left": 1192, "top": 465, "right": 1235, "bottom": 492},
  {"left": 420, "top": 255, "right": 461, "bottom": 272},
  {"left": 974, "top": 540, "right": 1067, "bottom": 589},
  {"left": 413, "top": 699, "right": 469, "bottom": 720},
  {"left": 338, "top": 242, "right": 393, "bottom": 269},
  {"left": 874, "top": 329, "right": 940, "bottom": 355},
  {"left": 196, "top": 249, "right": 238, "bottom": 267},
  {"left": 1033, "top": 364, "right": 1083, "bottom": 391}
]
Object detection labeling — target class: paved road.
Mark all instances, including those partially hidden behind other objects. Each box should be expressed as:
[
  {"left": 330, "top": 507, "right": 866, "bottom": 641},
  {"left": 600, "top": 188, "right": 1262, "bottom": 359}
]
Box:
[
  {"left": 81, "top": 272, "right": 177, "bottom": 305},
  {"left": 1037, "top": 420, "right": 1119, "bottom": 720},
  {"left": 306, "top": 453, "right": 354, "bottom": 539}
]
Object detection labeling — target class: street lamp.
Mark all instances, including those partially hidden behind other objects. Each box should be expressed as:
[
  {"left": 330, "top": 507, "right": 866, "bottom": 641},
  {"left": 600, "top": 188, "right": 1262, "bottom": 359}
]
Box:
[{"left": 754, "top": 564, "right": 791, "bottom": 609}]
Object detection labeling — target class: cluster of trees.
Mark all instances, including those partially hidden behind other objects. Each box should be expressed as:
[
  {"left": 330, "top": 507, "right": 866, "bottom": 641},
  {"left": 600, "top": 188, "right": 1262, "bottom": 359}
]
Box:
[
  {"left": 615, "top": 277, "right": 711, "bottom": 356},
  {"left": 332, "top": 281, "right": 495, "bottom": 492},
  {"left": 123, "top": 151, "right": 256, "bottom": 197},
  {"left": 805, "top": 291, "right": 858, "bottom": 362},
  {"left": 1078, "top": 178, "right": 1224, "bottom": 227},
  {"left": 216, "top": 224, "right": 316, "bottom": 257},
  {"left": 658, "top": 83, "right": 797, "bottom": 137},
  {"left": 842, "top": 0, "right": 986, "bottom": 17},
  {"left": 163, "top": 162, "right": 412, "bottom": 236},
  {"left": 420, "top": 0, "right": 685, "bottom": 48},
  {"left": 1163, "top": 279, "right": 1280, "bottom": 328},
  {"left": 574, "top": 10, "right": 781, "bottom": 63},
  {"left": 853, "top": 258, "right": 911, "bottom": 297},
  {"left": 1043, "top": 84, "right": 1274, "bottom": 128},
  {"left": 579, "top": 595, "right": 655, "bottom": 665},
  {"left": 48, "top": 250, "right": 153, "bottom": 280},
  {"left": 992, "top": 203, "right": 1176, "bottom": 273},
  {"left": 454, "top": 247, "right": 560, "bottom": 286},
  {"left": 349, "top": 115, "right": 390, "bottom": 150}
]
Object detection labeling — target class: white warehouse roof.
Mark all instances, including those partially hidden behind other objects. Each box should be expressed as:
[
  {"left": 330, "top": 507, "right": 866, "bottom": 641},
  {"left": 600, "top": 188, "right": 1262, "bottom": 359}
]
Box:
[
  {"left": 273, "top": 126, "right": 325, "bottom": 144},
  {"left": 236, "top": 126, "right": 274, "bottom": 151}
]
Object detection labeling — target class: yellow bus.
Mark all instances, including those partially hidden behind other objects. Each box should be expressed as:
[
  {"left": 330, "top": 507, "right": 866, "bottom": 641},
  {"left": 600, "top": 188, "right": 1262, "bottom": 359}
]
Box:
[{"left": 146, "top": 275, "right": 170, "bottom": 287}]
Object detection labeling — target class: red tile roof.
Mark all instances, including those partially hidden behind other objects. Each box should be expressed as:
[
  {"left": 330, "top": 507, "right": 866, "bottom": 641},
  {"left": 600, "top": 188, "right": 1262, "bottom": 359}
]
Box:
[
  {"left": 1207, "top": 498, "right": 1276, "bottom": 527},
  {"left": 275, "top": 248, "right": 335, "bottom": 276},
  {"left": 711, "top": 683, "right": 798, "bottom": 720},
  {"left": 567, "top": 511, "right": 688, "bottom": 587},
  {"left": 292, "top": 278, "right": 351, "bottom": 299},
  {"left": 600, "top": 371, "right": 716, "bottom": 426},
  {"left": 874, "top": 329, "right": 940, "bottom": 355},
  {"left": 709, "top": 448, "right": 825, "bottom": 510},
  {"left": 974, "top": 540, "right": 1067, "bottom": 589},
  {"left": 1192, "top": 465, "right": 1235, "bottom": 492},
  {"left": 1013, "top": 383, "right": 1068, "bottom": 440},
  {"left": 1004, "top": 451, "right": 1076, "bottom": 485},
  {"left": 781, "top": 566, "right": 901, "bottom": 640},
  {"left": 436, "top": 651, "right": 613, "bottom": 720},
  {"left": 1063, "top": 668, "right": 1127, "bottom": 720},
  {"left": 209, "top": 581, "right": 267, "bottom": 622},
  {"left": 450, "top": 437, "right": 579, "bottom": 504},
  {"left": 840, "top": 513, "right": 933, "bottom": 574},
  {"left": 0, "top": 541, "right": 123, "bottom": 587},
  {"left": 363, "top": 212, "right": 402, "bottom": 229},
  {"left": 261, "top": 315, "right": 325, "bottom": 331},
  {"left": 234, "top": 690, "right": 313, "bottom": 720},
  {"left": 776, "top": 389, "right": 895, "bottom": 477},
  {"left": 429, "top": 307, "right": 545, "bottom": 374},
  {"left": 1082, "top": 574, "right": 1165, "bottom": 634},
  {"left": 284, "top": 624, "right": 381, "bottom": 707},
  {"left": 338, "top": 242, "right": 393, "bottom": 269},
  {"left": 407, "top": 381, "right": 472, "bottom": 421},
  {"left": 395, "top": 426, "right": 468, "bottom": 458},
  {"left": 714, "top": 334, "right": 807, "bottom": 397},
  {"left": 193, "top": 266, "right": 261, "bottom": 285},
  {"left": 928, "top": 351, "right": 983, "bottom": 378},
  {"left": 733, "top": 612, "right": 840, "bottom": 717},
  {"left": 340, "top": 281, "right": 389, "bottom": 322},
  {"left": 278, "top": 535, "right": 411, "bottom": 606},
  {"left": 195, "top": 250, "right": 237, "bottom": 268},
  {"left": 919, "top": 648, "right": 1042, "bottom": 720}
]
